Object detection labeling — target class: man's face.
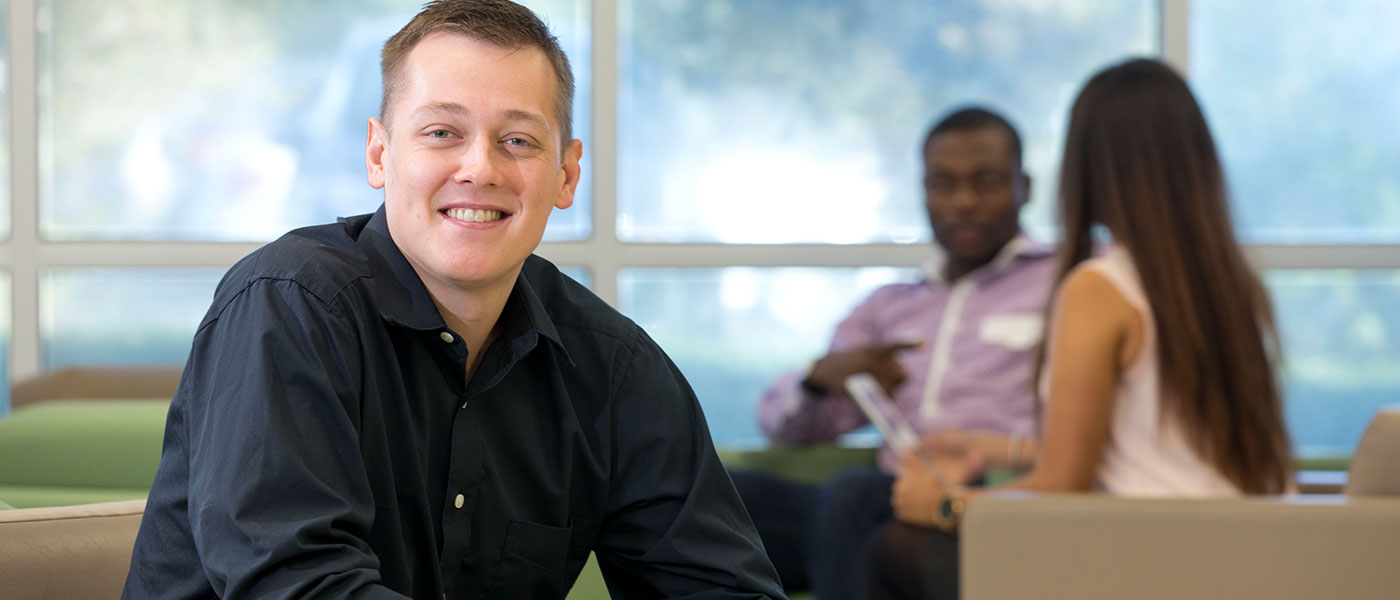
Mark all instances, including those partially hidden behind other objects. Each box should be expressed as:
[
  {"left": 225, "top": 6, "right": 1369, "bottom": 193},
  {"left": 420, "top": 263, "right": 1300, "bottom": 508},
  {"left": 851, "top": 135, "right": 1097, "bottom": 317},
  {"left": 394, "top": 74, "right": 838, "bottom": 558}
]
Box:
[
  {"left": 923, "top": 127, "right": 1027, "bottom": 269},
  {"left": 366, "top": 32, "right": 581, "bottom": 296}
]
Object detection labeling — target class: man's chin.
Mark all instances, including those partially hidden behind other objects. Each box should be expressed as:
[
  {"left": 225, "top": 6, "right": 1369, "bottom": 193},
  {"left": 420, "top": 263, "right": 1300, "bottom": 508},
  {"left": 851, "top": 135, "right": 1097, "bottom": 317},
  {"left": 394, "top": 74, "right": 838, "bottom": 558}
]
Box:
[{"left": 945, "top": 243, "right": 1003, "bottom": 269}]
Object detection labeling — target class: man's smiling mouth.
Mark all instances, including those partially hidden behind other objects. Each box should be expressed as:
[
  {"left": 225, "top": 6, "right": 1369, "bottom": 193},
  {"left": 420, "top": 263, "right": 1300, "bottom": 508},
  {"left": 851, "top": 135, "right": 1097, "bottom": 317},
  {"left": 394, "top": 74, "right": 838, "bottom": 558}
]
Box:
[{"left": 444, "top": 207, "right": 505, "bottom": 223}]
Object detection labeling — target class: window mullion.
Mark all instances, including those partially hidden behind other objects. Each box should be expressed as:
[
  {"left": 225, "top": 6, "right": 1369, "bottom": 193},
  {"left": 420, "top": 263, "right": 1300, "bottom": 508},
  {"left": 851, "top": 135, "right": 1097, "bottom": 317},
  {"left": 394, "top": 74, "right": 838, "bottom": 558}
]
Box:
[{"left": 10, "top": 0, "right": 43, "bottom": 386}]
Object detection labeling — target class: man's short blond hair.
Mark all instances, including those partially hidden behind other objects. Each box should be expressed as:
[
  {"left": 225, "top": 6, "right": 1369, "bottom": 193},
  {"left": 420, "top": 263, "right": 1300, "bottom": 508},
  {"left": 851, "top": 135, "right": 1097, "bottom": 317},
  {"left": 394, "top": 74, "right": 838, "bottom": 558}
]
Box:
[{"left": 380, "top": 0, "right": 574, "bottom": 143}]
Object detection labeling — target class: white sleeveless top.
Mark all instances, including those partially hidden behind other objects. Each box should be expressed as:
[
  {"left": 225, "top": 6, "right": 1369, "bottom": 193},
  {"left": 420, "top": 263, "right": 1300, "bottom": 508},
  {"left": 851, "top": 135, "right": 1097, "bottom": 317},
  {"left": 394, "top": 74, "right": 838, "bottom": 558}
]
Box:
[{"left": 1041, "top": 246, "right": 1241, "bottom": 497}]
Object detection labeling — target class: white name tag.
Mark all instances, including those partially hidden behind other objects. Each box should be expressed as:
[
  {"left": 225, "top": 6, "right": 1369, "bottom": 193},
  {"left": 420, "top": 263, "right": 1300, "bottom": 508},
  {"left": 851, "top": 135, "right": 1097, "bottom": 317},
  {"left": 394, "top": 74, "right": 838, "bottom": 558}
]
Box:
[{"left": 978, "top": 312, "right": 1044, "bottom": 350}]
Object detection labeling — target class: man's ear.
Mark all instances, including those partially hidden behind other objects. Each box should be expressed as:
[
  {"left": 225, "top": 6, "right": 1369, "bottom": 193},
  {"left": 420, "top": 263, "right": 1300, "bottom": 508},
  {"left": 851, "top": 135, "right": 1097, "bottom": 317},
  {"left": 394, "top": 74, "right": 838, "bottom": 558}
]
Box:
[
  {"left": 1016, "top": 172, "right": 1032, "bottom": 208},
  {"left": 555, "top": 139, "right": 583, "bottom": 210},
  {"left": 366, "top": 118, "right": 388, "bottom": 190}
]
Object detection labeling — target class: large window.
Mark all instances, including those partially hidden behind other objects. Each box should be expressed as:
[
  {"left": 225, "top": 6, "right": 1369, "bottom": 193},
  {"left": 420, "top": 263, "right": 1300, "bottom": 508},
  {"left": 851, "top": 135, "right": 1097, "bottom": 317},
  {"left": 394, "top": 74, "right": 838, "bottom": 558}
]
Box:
[
  {"left": 3, "top": 1, "right": 1397, "bottom": 461},
  {"left": 40, "top": 269, "right": 222, "bottom": 369},
  {"left": 619, "top": 267, "right": 914, "bottom": 442},
  {"left": 1268, "top": 270, "right": 1400, "bottom": 456},
  {"left": 37, "top": 0, "right": 591, "bottom": 241},
  {"left": 1190, "top": 0, "right": 1400, "bottom": 456},
  {"left": 1192, "top": 0, "right": 1400, "bottom": 243},
  {"left": 617, "top": 0, "right": 1155, "bottom": 243}
]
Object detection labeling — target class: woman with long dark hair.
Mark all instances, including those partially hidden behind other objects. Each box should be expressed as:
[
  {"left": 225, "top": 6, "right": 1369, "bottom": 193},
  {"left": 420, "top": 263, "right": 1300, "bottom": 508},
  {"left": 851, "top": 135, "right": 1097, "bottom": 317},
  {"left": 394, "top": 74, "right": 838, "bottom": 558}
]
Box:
[{"left": 866, "top": 57, "right": 1294, "bottom": 599}]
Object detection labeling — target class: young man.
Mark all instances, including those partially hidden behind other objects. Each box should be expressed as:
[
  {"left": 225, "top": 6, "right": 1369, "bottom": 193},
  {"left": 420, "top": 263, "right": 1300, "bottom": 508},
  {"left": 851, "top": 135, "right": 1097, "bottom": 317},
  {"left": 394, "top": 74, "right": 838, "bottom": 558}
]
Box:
[
  {"left": 733, "top": 108, "right": 1057, "bottom": 599},
  {"left": 123, "top": 2, "right": 783, "bottom": 598}
]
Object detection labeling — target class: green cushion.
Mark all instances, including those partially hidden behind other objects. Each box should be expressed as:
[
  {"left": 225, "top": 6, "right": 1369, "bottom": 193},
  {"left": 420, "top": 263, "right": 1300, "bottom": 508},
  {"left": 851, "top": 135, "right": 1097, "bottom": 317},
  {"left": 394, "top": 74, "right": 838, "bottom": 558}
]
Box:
[
  {"left": 0, "top": 399, "right": 169, "bottom": 490},
  {"left": 718, "top": 444, "right": 878, "bottom": 485},
  {"left": 1297, "top": 455, "right": 1350, "bottom": 472},
  {"left": 0, "top": 485, "right": 148, "bottom": 509},
  {"left": 557, "top": 445, "right": 874, "bottom": 598},
  {"left": 563, "top": 551, "right": 814, "bottom": 600},
  {"left": 566, "top": 553, "right": 607, "bottom": 600}
]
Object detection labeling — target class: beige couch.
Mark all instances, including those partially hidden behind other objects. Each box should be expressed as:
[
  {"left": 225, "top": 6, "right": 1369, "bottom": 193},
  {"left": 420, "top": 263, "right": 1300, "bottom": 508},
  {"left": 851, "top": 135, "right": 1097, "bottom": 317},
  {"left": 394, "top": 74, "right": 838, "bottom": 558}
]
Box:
[
  {"left": 963, "top": 493, "right": 1400, "bottom": 599},
  {"left": 10, "top": 367, "right": 182, "bottom": 410},
  {"left": 962, "top": 408, "right": 1400, "bottom": 600},
  {"left": 0, "top": 499, "right": 146, "bottom": 600}
]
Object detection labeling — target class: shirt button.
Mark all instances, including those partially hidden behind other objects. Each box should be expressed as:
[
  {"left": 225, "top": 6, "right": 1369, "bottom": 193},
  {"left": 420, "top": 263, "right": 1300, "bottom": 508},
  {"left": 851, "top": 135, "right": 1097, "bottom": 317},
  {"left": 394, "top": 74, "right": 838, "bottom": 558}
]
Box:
[
  {"left": 454, "top": 494, "right": 465, "bottom": 509},
  {"left": 440, "top": 331, "right": 454, "bottom": 343}
]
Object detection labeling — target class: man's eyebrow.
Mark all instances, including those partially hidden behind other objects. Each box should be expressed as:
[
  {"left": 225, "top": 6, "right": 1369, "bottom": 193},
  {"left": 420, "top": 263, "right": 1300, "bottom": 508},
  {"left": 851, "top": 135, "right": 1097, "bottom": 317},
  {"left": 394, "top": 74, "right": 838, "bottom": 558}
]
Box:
[
  {"left": 503, "top": 109, "right": 553, "bottom": 134},
  {"left": 413, "top": 101, "right": 469, "bottom": 117}
]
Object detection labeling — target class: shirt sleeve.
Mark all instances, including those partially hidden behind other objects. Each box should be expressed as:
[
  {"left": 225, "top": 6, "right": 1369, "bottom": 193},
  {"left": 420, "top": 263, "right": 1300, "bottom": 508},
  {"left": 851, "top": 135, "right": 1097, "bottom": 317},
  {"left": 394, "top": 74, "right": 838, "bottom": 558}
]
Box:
[
  {"left": 755, "top": 288, "right": 891, "bottom": 444},
  {"left": 182, "top": 278, "right": 410, "bottom": 599},
  {"left": 592, "top": 330, "right": 786, "bottom": 600}
]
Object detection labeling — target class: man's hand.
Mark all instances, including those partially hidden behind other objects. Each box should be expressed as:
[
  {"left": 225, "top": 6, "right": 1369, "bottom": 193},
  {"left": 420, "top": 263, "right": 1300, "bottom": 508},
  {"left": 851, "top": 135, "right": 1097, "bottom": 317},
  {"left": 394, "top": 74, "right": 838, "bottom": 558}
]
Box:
[{"left": 803, "top": 340, "right": 921, "bottom": 395}]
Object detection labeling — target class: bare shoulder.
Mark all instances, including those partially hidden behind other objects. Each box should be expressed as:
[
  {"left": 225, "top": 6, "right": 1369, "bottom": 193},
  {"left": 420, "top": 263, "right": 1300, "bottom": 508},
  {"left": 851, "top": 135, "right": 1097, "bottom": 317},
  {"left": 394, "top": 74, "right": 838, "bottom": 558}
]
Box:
[{"left": 1055, "top": 263, "right": 1137, "bottom": 332}]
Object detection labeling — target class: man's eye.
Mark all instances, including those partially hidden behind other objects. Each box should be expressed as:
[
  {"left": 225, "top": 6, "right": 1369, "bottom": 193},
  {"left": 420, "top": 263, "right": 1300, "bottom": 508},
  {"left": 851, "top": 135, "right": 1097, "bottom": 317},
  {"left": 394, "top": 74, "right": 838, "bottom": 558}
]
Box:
[
  {"left": 975, "top": 172, "right": 1011, "bottom": 189},
  {"left": 504, "top": 137, "right": 533, "bottom": 147},
  {"left": 429, "top": 129, "right": 453, "bottom": 139}
]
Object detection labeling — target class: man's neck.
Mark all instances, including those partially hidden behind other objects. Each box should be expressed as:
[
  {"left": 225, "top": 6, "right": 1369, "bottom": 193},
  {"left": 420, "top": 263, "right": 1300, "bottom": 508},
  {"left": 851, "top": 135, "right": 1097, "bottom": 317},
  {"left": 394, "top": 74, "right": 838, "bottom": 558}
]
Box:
[
  {"left": 420, "top": 274, "right": 518, "bottom": 383},
  {"left": 939, "top": 235, "right": 1024, "bottom": 284},
  {"left": 941, "top": 259, "right": 987, "bottom": 284}
]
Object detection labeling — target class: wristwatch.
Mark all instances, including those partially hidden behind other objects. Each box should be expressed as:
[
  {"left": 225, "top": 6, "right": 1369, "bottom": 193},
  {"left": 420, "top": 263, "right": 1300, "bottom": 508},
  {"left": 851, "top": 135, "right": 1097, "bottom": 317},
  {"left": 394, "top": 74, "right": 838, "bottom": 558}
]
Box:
[
  {"left": 932, "top": 493, "right": 965, "bottom": 532},
  {"left": 799, "top": 359, "right": 825, "bottom": 393}
]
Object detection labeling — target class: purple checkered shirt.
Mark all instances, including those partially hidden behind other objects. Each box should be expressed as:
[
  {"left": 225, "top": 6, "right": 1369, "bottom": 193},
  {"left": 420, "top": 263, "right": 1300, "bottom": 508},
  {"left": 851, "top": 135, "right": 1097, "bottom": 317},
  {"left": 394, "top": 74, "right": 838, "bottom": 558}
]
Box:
[{"left": 757, "top": 234, "right": 1058, "bottom": 473}]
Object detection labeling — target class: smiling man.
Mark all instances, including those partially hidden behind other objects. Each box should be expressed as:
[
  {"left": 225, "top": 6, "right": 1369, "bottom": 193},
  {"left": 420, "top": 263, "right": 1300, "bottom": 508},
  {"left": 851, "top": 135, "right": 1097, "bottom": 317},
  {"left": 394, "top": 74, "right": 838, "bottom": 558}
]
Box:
[
  {"left": 731, "top": 107, "right": 1057, "bottom": 599},
  {"left": 122, "top": 2, "right": 782, "bottom": 598}
]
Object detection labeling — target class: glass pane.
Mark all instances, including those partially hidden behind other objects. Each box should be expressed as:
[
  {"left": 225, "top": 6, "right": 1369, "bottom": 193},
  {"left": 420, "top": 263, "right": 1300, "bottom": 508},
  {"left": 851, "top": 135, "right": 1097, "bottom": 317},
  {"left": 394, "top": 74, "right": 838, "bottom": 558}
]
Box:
[
  {"left": 618, "top": 0, "right": 1156, "bottom": 243},
  {"left": 618, "top": 267, "right": 916, "bottom": 444},
  {"left": 1269, "top": 270, "right": 1400, "bottom": 458},
  {"left": 40, "top": 268, "right": 224, "bottom": 369},
  {"left": 40, "top": 265, "right": 588, "bottom": 372},
  {"left": 1193, "top": 2, "right": 1400, "bottom": 242},
  {"left": 557, "top": 265, "right": 592, "bottom": 291},
  {"left": 39, "top": 0, "right": 591, "bottom": 242},
  {"left": 0, "top": 273, "right": 10, "bottom": 414}
]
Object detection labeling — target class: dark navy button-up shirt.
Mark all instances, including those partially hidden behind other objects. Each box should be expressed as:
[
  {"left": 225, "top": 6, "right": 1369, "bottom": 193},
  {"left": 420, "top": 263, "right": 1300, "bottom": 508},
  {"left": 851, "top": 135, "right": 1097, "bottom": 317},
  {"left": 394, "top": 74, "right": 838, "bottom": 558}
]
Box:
[{"left": 123, "top": 207, "right": 783, "bottom": 599}]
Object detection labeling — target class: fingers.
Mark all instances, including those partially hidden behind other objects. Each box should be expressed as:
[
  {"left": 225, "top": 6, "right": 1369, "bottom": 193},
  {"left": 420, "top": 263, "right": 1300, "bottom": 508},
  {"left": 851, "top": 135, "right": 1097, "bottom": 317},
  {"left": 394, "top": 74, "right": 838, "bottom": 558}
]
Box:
[
  {"left": 896, "top": 448, "right": 918, "bottom": 470},
  {"left": 813, "top": 339, "right": 920, "bottom": 396},
  {"left": 918, "top": 430, "right": 972, "bottom": 457},
  {"left": 872, "top": 339, "right": 922, "bottom": 355},
  {"left": 868, "top": 354, "right": 908, "bottom": 394}
]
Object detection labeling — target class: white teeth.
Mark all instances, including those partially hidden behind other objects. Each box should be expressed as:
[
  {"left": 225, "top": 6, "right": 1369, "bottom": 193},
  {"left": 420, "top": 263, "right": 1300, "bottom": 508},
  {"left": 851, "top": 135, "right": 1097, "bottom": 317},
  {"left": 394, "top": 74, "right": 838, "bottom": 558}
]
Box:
[{"left": 445, "top": 207, "right": 504, "bottom": 223}]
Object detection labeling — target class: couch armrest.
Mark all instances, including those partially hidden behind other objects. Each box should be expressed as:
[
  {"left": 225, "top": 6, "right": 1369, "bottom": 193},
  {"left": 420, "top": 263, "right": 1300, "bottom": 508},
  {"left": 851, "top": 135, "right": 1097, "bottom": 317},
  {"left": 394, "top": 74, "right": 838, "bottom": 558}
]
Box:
[
  {"left": 0, "top": 499, "right": 146, "bottom": 599},
  {"left": 962, "top": 492, "right": 1400, "bottom": 600},
  {"left": 11, "top": 367, "right": 182, "bottom": 410}
]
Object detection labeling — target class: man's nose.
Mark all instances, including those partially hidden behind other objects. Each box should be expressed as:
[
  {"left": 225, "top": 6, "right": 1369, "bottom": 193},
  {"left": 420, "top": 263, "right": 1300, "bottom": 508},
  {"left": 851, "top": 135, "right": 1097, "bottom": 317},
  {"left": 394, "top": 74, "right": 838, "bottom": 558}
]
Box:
[
  {"left": 949, "top": 183, "right": 979, "bottom": 214},
  {"left": 453, "top": 136, "right": 505, "bottom": 187}
]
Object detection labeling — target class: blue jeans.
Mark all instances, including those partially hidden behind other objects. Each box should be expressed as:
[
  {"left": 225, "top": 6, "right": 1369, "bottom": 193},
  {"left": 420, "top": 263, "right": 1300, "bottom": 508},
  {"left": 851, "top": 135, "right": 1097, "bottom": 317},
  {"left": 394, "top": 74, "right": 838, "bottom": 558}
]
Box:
[{"left": 730, "top": 466, "right": 895, "bottom": 600}]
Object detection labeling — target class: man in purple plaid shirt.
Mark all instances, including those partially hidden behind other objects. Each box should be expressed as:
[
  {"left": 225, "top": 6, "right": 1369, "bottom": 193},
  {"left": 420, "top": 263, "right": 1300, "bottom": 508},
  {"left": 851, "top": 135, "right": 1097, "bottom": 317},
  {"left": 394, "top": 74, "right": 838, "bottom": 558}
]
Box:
[{"left": 731, "top": 107, "right": 1058, "bottom": 600}]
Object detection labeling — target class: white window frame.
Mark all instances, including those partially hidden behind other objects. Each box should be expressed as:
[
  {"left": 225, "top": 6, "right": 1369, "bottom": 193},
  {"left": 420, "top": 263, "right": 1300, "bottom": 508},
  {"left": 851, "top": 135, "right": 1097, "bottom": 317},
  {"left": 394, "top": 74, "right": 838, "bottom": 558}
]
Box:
[{"left": 4, "top": 0, "right": 1399, "bottom": 388}]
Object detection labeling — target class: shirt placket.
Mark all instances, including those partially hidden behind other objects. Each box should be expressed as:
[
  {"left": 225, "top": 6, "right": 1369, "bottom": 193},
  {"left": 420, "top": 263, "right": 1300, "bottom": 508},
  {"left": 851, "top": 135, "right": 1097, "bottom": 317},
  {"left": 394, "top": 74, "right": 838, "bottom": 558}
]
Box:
[
  {"left": 920, "top": 278, "right": 976, "bottom": 420},
  {"left": 436, "top": 327, "right": 480, "bottom": 599}
]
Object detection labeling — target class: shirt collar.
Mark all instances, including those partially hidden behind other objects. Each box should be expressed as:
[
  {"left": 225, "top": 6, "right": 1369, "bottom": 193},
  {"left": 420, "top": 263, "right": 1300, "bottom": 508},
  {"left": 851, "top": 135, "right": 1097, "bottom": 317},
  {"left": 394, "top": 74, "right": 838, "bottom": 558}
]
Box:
[
  {"left": 509, "top": 260, "right": 572, "bottom": 364},
  {"left": 354, "top": 205, "right": 568, "bottom": 360},
  {"left": 920, "top": 231, "right": 1050, "bottom": 285},
  {"left": 356, "top": 206, "right": 444, "bottom": 331}
]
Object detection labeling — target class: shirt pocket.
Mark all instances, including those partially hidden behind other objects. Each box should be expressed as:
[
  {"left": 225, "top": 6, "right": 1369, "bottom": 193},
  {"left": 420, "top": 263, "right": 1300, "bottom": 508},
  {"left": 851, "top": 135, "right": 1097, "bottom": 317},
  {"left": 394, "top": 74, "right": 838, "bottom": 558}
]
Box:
[
  {"left": 484, "top": 520, "right": 574, "bottom": 599},
  {"left": 978, "top": 312, "right": 1044, "bottom": 351}
]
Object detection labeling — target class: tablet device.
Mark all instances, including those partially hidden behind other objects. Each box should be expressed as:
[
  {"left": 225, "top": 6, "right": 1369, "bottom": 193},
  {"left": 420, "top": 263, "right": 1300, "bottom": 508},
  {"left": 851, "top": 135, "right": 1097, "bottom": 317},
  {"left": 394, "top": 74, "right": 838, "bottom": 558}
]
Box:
[
  {"left": 845, "top": 373, "right": 958, "bottom": 489},
  {"left": 844, "top": 372, "right": 920, "bottom": 456}
]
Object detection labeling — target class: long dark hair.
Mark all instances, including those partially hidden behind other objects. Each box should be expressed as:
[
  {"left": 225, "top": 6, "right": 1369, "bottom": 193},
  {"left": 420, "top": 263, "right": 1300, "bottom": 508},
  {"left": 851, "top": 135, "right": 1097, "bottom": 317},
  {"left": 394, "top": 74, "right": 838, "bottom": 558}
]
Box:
[{"left": 1053, "top": 58, "right": 1292, "bottom": 494}]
